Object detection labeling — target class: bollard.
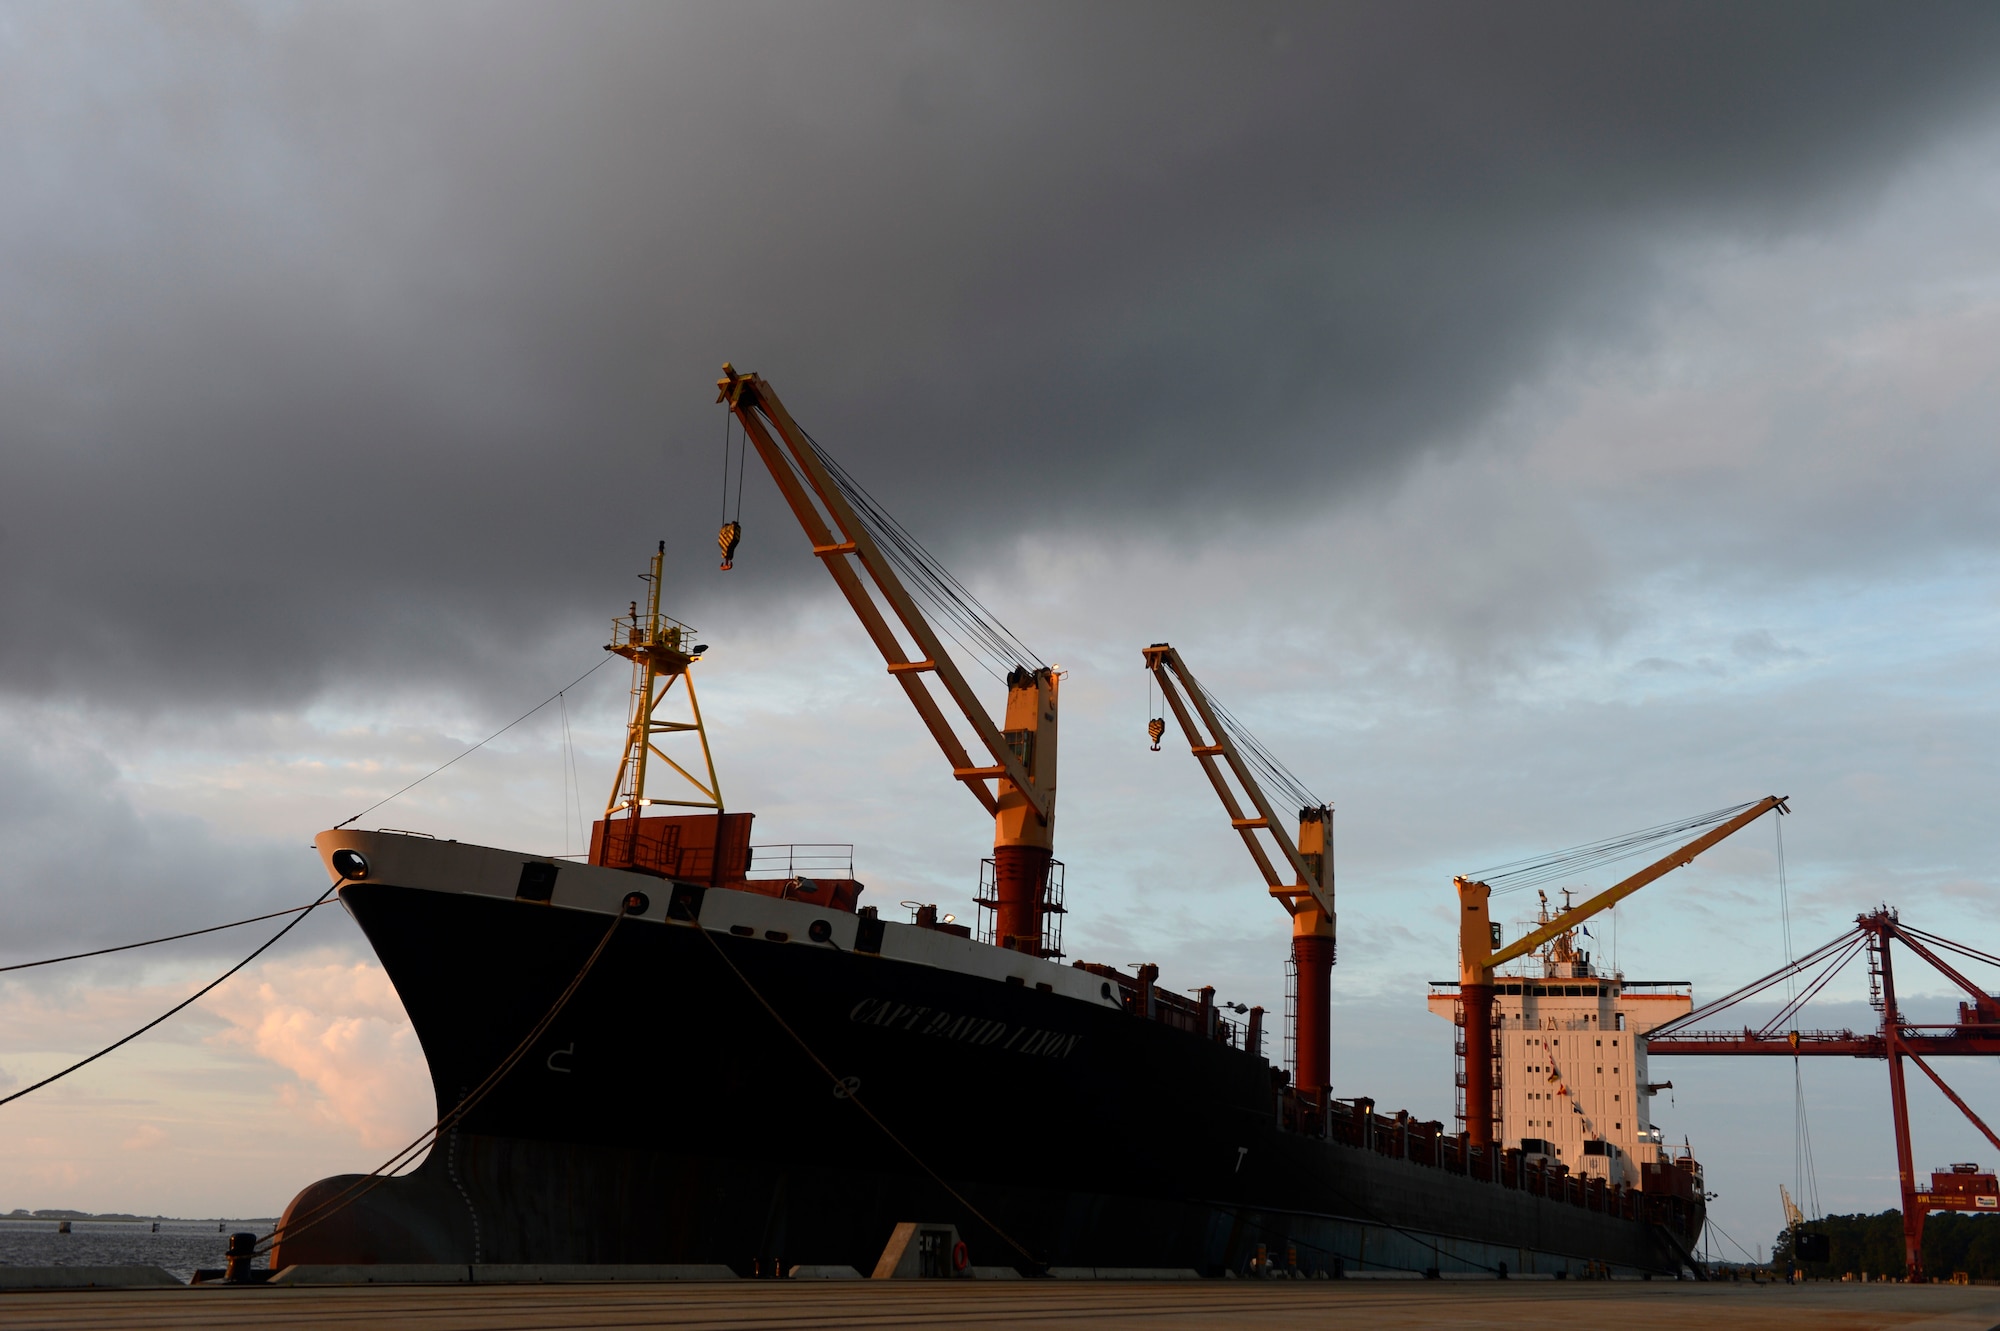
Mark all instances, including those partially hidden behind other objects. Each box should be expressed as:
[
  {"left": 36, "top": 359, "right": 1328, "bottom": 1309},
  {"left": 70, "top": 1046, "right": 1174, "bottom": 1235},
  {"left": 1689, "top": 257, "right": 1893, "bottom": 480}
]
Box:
[{"left": 224, "top": 1232, "right": 259, "bottom": 1284}]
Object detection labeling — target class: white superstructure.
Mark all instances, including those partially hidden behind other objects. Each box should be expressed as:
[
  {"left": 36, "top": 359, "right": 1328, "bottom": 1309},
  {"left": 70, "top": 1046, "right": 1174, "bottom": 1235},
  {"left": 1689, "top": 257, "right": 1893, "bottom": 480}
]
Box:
[{"left": 1428, "top": 894, "right": 1691, "bottom": 1187}]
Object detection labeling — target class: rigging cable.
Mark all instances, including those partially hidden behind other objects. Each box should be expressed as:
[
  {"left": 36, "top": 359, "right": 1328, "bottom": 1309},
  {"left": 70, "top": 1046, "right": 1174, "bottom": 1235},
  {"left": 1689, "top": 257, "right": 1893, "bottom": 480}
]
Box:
[
  {"left": 1896, "top": 927, "right": 2000, "bottom": 972},
  {"left": 1167, "top": 665, "right": 1321, "bottom": 813},
  {"left": 1466, "top": 800, "right": 1765, "bottom": 897},
  {"left": 0, "top": 883, "right": 343, "bottom": 1109},
  {"left": 1777, "top": 814, "right": 1822, "bottom": 1219},
  {"left": 331, "top": 654, "right": 615, "bottom": 832},
  {"left": 718, "top": 406, "right": 744, "bottom": 569},
  {"left": 802, "top": 428, "right": 1044, "bottom": 683},
  {"left": 559, "top": 690, "right": 587, "bottom": 861}
]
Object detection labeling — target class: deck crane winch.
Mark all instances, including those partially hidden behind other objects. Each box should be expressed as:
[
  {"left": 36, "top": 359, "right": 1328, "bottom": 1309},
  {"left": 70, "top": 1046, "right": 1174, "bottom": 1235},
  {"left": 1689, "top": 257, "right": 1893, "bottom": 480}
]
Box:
[
  {"left": 1142, "top": 644, "right": 1336, "bottom": 1100},
  {"left": 715, "top": 364, "right": 1062, "bottom": 955},
  {"left": 1453, "top": 795, "right": 1788, "bottom": 1158}
]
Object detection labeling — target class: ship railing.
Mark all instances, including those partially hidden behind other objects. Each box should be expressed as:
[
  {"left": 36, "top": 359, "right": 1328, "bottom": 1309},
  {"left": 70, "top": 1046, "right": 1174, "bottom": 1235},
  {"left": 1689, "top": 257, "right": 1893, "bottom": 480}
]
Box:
[
  {"left": 1076, "top": 961, "right": 1252, "bottom": 1048},
  {"left": 744, "top": 844, "right": 854, "bottom": 880},
  {"left": 1293, "top": 1106, "right": 1655, "bottom": 1218}
]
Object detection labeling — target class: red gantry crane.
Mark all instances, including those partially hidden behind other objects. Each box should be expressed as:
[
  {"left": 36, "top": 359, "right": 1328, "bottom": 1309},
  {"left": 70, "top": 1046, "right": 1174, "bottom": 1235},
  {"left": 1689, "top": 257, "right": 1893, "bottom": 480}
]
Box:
[
  {"left": 1142, "top": 645, "right": 1335, "bottom": 1100},
  {"left": 715, "top": 364, "right": 1064, "bottom": 956},
  {"left": 1646, "top": 907, "right": 2000, "bottom": 1281}
]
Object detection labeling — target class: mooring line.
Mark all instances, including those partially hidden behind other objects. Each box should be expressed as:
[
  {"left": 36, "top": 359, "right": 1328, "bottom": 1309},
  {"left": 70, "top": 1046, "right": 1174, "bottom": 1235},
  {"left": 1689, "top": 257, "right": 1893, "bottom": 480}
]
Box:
[
  {"left": 0, "top": 884, "right": 344, "bottom": 1109},
  {"left": 688, "top": 917, "right": 1043, "bottom": 1269},
  {"left": 0, "top": 899, "right": 328, "bottom": 974},
  {"left": 259, "top": 901, "right": 632, "bottom": 1256}
]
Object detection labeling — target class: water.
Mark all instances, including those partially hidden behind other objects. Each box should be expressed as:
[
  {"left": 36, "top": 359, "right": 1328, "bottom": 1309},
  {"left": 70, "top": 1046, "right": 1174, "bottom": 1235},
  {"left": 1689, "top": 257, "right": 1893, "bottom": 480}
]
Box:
[{"left": 0, "top": 1219, "right": 277, "bottom": 1284}]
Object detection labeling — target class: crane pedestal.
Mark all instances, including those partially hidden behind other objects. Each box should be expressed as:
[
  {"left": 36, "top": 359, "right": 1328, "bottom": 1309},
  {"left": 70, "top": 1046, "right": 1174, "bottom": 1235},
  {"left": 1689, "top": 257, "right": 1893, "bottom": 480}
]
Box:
[
  {"left": 1460, "top": 981, "right": 1496, "bottom": 1151},
  {"left": 992, "top": 844, "right": 1053, "bottom": 956},
  {"left": 1292, "top": 913, "right": 1334, "bottom": 1101}
]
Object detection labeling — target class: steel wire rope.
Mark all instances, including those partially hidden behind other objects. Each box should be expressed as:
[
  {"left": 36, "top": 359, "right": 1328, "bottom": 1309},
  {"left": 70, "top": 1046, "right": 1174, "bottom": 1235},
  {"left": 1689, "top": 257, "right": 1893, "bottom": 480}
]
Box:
[
  {"left": 1763, "top": 938, "right": 1870, "bottom": 1034},
  {"left": 718, "top": 405, "right": 734, "bottom": 528},
  {"left": 1898, "top": 927, "right": 2000, "bottom": 972},
  {"left": 1646, "top": 929, "right": 1867, "bottom": 1039},
  {"left": 1698, "top": 1213, "right": 1762, "bottom": 1266},
  {"left": 733, "top": 411, "right": 748, "bottom": 530},
  {"left": 559, "top": 691, "right": 588, "bottom": 861},
  {"left": 330, "top": 655, "right": 616, "bottom": 832},
  {"left": 685, "top": 918, "right": 1042, "bottom": 1269},
  {"left": 1467, "top": 801, "right": 1765, "bottom": 897},
  {"left": 801, "top": 429, "right": 1045, "bottom": 681},
  {"left": 256, "top": 903, "right": 631, "bottom": 1256},
  {"left": 0, "top": 898, "right": 331, "bottom": 974},
  {"left": 760, "top": 433, "right": 1014, "bottom": 686},
  {"left": 1775, "top": 817, "right": 1822, "bottom": 1220},
  {"left": 0, "top": 883, "right": 344, "bottom": 1109},
  {"left": 1179, "top": 674, "right": 1323, "bottom": 814}
]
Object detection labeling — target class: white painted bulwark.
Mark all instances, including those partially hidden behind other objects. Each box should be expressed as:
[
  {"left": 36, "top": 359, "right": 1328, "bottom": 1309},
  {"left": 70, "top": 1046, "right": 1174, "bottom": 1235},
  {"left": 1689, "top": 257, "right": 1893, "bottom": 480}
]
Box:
[{"left": 313, "top": 830, "right": 1120, "bottom": 1010}]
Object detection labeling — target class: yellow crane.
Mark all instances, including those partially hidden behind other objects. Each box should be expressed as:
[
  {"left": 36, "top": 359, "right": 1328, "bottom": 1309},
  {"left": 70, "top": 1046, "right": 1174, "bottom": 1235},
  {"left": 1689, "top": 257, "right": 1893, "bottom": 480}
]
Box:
[
  {"left": 715, "top": 364, "right": 1061, "bottom": 955},
  {"left": 1143, "top": 643, "right": 1335, "bottom": 1099},
  {"left": 1453, "top": 795, "right": 1788, "bottom": 1154}
]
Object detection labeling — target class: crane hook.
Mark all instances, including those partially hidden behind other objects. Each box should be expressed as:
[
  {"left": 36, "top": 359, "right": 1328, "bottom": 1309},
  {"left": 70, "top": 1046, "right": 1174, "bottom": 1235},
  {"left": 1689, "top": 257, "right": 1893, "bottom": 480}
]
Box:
[
  {"left": 718, "top": 521, "right": 742, "bottom": 571},
  {"left": 1147, "top": 717, "right": 1165, "bottom": 751}
]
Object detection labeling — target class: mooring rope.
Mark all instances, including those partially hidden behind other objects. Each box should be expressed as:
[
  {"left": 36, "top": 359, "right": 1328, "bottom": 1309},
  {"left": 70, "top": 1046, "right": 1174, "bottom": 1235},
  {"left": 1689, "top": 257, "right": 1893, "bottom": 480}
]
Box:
[
  {"left": 688, "top": 917, "right": 1043, "bottom": 1269},
  {"left": 257, "top": 899, "right": 634, "bottom": 1256},
  {"left": 0, "top": 884, "right": 344, "bottom": 1109},
  {"left": 0, "top": 899, "right": 330, "bottom": 975}
]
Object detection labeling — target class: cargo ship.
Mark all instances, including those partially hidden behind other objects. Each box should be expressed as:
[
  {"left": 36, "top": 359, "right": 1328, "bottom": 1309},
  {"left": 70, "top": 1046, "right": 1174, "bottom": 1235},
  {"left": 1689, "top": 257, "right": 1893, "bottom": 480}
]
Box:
[{"left": 270, "top": 368, "right": 1706, "bottom": 1277}]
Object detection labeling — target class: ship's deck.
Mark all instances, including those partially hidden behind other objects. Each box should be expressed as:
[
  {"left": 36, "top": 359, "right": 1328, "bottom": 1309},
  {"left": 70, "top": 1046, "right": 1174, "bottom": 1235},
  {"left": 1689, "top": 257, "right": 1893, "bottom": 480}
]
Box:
[{"left": 8, "top": 1278, "right": 1997, "bottom": 1331}]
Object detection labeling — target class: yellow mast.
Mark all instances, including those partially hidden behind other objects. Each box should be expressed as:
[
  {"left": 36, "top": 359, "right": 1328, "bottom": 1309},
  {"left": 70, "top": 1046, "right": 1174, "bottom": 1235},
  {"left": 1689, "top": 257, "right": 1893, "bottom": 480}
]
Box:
[{"left": 603, "top": 542, "right": 721, "bottom": 855}]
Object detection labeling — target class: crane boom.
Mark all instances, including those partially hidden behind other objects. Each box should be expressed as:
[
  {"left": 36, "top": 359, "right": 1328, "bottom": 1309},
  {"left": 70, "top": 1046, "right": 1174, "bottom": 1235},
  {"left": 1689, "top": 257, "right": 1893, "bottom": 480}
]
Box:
[
  {"left": 717, "top": 364, "right": 1062, "bottom": 955},
  {"left": 1453, "top": 793, "right": 1788, "bottom": 1155},
  {"left": 1143, "top": 644, "right": 1329, "bottom": 917},
  {"left": 717, "top": 364, "right": 1044, "bottom": 817},
  {"left": 1459, "top": 794, "right": 1788, "bottom": 983},
  {"left": 1144, "top": 642, "right": 1336, "bottom": 1098}
]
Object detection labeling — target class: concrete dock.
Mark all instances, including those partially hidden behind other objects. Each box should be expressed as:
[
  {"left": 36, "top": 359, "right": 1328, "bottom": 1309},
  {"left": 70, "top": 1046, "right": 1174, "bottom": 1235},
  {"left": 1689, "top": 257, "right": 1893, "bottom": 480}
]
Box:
[{"left": 5, "top": 1280, "right": 2000, "bottom": 1330}]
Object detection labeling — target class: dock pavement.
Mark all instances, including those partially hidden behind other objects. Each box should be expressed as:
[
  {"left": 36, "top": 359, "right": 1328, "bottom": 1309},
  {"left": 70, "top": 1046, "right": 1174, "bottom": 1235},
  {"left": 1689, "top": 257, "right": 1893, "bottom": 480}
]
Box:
[{"left": 5, "top": 1278, "right": 2000, "bottom": 1331}]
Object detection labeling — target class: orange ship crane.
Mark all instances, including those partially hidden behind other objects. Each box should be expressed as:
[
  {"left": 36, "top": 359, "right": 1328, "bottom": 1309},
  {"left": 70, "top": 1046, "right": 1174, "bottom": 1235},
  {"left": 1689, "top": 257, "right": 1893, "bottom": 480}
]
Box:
[
  {"left": 1142, "top": 644, "right": 1335, "bottom": 1099},
  {"left": 1453, "top": 796, "right": 1788, "bottom": 1158},
  {"left": 716, "top": 364, "right": 1062, "bottom": 955}
]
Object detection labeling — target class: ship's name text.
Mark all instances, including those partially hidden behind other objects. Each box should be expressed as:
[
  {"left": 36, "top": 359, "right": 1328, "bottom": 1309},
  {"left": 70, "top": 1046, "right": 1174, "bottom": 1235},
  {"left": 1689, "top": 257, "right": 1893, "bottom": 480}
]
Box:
[{"left": 848, "top": 997, "right": 1082, "bottom": 1059}]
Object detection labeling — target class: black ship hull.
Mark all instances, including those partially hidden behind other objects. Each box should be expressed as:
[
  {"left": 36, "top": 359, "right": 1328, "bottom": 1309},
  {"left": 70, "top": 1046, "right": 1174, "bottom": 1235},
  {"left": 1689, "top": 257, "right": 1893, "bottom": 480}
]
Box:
[{"left": 275, "top": 838, "right": 1699, "bottom": 1278}]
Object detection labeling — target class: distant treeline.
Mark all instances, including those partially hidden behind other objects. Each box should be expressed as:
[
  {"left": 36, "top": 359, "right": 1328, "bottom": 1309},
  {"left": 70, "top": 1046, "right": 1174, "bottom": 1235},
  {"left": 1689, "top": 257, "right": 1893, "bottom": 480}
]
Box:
[
  {"left": 3, "top": 1209, "right": 272, "bottom": 1223},
  {"left": 1774, "top": 1212, "right": 2000, "bottom": 1279}
]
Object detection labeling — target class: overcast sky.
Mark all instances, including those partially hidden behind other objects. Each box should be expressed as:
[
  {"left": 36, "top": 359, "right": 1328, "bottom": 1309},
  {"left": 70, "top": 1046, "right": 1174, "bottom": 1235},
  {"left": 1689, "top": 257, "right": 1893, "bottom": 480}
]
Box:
[{"left": 5, "top": 1, "right": 2000, "bottom": 1256}]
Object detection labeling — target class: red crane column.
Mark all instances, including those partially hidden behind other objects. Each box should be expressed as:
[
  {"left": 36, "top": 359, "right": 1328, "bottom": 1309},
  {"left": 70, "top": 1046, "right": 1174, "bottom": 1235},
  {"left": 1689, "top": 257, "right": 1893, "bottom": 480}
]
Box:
[
  {"left": 1874, "top": 918, "right": 1924, "bottom": 1280},
  {"left": 1456, "top": 876, "right": 1499, "bottom": 1151},
  {"left": 1292, "top": 912, "right": 1334, "bottom": 1101},
  {"left": 1460, "top": 981, "right": 1496, "bottom": 1152}
]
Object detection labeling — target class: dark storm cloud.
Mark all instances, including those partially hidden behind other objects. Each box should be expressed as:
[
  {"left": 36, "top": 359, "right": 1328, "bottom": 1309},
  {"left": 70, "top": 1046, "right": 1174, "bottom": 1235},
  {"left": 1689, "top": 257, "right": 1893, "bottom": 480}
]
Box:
[{"left": 4, "top": 1, "right": 2000, "bottom": 707}]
